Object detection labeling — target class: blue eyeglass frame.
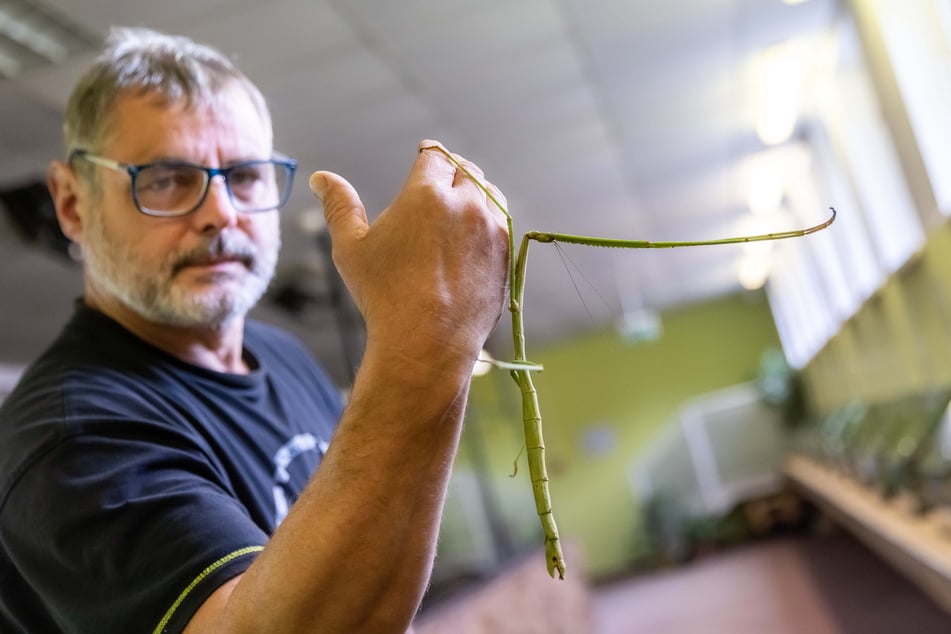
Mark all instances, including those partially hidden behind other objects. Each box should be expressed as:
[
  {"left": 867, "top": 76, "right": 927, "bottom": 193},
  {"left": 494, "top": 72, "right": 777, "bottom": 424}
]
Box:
[{"left": 68, "top": 149, "right": 298, "bottom": 217}]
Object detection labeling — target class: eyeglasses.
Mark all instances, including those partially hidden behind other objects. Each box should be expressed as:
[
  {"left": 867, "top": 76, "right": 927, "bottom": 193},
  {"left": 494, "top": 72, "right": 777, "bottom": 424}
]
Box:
[{"left": 69, "top": 149, "right": 297, "bottom": 217}]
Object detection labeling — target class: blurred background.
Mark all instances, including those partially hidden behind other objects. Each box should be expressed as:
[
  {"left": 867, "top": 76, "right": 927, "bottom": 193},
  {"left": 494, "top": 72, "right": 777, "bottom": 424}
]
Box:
[{"left": 3, "top": 0, "right": 951, "bottom": 631}]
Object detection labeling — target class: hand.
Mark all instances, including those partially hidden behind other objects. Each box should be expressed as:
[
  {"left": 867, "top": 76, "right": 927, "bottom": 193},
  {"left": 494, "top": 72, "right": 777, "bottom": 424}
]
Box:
[{"left": 310, "top": 140, "right": 509, "bottom": 372}]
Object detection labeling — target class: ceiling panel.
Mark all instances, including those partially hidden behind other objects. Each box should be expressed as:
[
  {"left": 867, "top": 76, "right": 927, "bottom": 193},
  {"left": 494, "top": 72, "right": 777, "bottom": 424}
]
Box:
[
  {"left": 0, "top": 85, "right": 61, "bottom": 152},
  {"left": 181, "top": 0, "right": 358, "bottom": 77},
  {"left": 330, "top": 0, "right": 513, "bottom": 33},
  {"left": 0, "top": 0, "right": 844, "bottom": 372},
  {"left": 40, "top": 0, "right": 251, "bottom": 34},
  {"left": 562, "top": 0, "right": 739, "bottom": 39},
  {"left": 7, "top": 52, "right": 96, "bottom": 112},
  {"left": 258, "top": 48, "right": 404, "bottom": 122},
  {"left": 348, "top": 0, "right": 567, "bottom": 65}
]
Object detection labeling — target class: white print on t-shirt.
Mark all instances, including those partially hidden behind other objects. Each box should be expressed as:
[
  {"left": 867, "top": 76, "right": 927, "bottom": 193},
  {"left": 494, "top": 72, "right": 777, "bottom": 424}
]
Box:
[{"left": 272, "top": 433, "right": 329, "bottom": 525}]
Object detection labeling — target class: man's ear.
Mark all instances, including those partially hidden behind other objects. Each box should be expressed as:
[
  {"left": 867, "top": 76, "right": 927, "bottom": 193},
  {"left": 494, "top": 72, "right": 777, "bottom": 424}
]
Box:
[{"left": 48, "top": 160, "right": 85, "bottom": 244}]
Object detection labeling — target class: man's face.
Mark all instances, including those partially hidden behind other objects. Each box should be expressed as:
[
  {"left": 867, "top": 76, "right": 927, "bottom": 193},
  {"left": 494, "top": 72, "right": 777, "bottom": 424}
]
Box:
[{"left": 78, "top": 87, "right": 281, "bottom": 329}]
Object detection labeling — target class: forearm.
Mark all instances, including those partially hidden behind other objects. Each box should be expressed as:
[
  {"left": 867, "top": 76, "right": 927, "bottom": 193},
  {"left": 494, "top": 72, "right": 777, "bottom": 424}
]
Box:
[
  {"left": 185, "top": 143, "right": 509, "bottom": 633},
  {"left": 218, "top": 345, "right": 473, "bottom": 632}
]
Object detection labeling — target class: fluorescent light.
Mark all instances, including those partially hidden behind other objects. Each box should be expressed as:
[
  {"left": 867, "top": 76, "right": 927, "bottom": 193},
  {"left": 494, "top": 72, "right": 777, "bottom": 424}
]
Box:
[
  {"left": 743, "top": 152, "right": 785, "bottom": 216},
  {"left": 617, "top": 308, "right": 663, "bottom": 343},
  {"left": 0, "top": 5, "right": 66, "bottom": 62},
  {"left": 0, "top": 0, "right": 98, "bottom": 80},
  {"left": 751, "top": 42, "right": 805, "bottom": 146},
  {"left": 737, "top": 253, "right": 771, "bottom": 290}
]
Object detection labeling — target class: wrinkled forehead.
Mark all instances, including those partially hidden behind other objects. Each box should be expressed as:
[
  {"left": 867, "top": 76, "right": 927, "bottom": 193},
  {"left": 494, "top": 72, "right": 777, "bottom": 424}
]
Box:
[{"left": 99, "top": 81, "right": 274, "bottom": 152}]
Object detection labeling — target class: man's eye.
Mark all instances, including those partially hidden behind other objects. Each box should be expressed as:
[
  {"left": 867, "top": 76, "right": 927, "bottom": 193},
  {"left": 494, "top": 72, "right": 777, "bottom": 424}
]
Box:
[
  {"left": 144, "top": 176, "right": 174, "bottom": 191},
  {"left": 229, "top": 166, "right": 264, "bottom": 186},
  {"left": 140, "top": 167, "right": 201, "bottom": 191}
]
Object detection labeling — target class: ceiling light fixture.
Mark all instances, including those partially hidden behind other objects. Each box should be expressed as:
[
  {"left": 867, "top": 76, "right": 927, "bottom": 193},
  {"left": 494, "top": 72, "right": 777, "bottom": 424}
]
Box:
[
  {"left": 751, "top": 41, "right": 805, "bottom": 146},
  {"left": 0, "top": 0, "right": 98, "bottom": 80},
  {"left": 743, "top": 152, "right": 785, "bottom": 216},
  {"left": 737, "top": 253, "right": 772, "bottom": 291}
]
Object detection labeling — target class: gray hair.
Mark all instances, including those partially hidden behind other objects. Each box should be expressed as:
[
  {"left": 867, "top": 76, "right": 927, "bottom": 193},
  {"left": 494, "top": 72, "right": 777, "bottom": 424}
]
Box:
[{"left": 63, "top": 26, "right": 272, "bottom": 154}]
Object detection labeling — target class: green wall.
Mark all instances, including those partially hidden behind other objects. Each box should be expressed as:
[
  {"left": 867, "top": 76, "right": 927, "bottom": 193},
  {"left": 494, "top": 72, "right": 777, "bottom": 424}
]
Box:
[{"left": 460, "top": 290, "right": 782, "bottom": 579}]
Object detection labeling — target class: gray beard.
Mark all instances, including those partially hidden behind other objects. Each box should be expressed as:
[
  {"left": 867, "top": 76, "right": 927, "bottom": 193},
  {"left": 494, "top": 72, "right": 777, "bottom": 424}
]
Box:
[{"left": 82, "top": 216, "right": 280, "bottom": 329}]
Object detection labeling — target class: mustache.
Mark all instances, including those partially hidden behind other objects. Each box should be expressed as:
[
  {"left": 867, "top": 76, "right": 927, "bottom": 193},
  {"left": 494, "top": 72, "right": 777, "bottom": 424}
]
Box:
[{"left": 171, "top": 233, "right": 258, "bottom": 275}]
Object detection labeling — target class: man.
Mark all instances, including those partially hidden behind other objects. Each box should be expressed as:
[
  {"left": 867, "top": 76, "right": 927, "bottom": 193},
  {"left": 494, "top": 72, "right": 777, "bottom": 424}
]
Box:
[{"left": 0, "top": 27, "right": 509, "bottom": 633}]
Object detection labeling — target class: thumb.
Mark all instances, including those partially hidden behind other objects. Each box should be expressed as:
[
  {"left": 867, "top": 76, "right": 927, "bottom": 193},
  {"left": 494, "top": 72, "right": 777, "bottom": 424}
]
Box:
[{"left": 309, "top": 171, "right": 368, "bottom": 244}]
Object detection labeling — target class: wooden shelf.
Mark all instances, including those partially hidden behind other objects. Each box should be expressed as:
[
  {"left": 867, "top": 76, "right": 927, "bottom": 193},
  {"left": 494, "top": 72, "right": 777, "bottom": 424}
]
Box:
[{"left": 784, "top": 454, "right": 951, "bottom": 613}]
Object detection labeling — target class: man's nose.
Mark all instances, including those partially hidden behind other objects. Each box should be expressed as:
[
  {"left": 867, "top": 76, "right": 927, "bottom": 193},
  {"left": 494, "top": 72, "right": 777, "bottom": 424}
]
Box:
[{"left": 191, "top": 175, "right": 238, "bottom": 232}]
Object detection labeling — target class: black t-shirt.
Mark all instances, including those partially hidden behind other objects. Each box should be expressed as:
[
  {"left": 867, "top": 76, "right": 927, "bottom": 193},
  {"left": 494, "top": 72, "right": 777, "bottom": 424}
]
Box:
[{"left": 0, "top": 305, "right": 342, "bottom": 633}]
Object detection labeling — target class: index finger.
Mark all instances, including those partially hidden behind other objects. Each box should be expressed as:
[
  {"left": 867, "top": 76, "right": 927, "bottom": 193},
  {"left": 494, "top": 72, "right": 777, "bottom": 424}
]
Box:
[
  {"left": 413, "top": 139, "right": 457, "bottom": 185},
  {"left": 419, "top": 142, "right": 491, "bottom": 195},
  {"left": 418, "top": 141, "right": 486, "bottom": 192}
]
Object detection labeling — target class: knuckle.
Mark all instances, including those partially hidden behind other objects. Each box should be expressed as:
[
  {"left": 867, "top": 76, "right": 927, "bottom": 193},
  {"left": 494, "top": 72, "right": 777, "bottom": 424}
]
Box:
[
  {"left": 453, "top": 154, "right": 483, "bottom": 176},
  {"left": 491, "top": 188, "right": 508, "bottom": 209},
  {"left": 411, "top": 180, "right": 449, "bottom": 206}
]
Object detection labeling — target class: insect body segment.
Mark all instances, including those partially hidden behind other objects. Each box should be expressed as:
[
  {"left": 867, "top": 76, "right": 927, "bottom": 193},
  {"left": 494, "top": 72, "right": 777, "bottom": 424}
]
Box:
[
  {"left": 514, "top": 366, "right": 565, "bottom": 579},
  {"left": 421, "top": 144, "right": 835, "bottom": 580}
]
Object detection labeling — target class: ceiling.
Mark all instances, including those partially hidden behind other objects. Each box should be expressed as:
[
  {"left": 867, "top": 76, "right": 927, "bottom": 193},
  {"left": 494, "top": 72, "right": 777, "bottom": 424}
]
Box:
[{"left": 0, "top": 0, "right": 842, "bottom": 384}]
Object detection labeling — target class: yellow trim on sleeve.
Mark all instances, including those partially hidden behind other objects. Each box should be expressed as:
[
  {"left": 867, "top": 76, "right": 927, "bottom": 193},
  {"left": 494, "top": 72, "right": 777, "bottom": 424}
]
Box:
[{"left": 152, "top": 545, "right": 264, "bottom": 634}]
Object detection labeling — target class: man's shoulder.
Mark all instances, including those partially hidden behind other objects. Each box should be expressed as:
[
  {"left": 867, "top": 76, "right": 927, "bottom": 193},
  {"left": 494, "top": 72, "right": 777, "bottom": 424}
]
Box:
[
  {"left": 0, "top": 310, "right": 195, "bottom": 495},
  {"left": 1, "top": 307, "right": 164, "bottom": 414},
  {"left": 0, "top": 346, "right": 137, "bottom": 509},
  {"left": 10, "top": 303, "right": 150, "bottom": 379}
]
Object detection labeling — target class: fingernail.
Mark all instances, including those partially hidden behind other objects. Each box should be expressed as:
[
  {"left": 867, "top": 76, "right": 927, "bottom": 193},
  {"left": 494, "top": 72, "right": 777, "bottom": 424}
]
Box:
[
  {"left": 419, "top": 139, "right": 441, "bottom": 154},
  {"left": 309, "top": 173, "right": 327, "bottom": 199}
]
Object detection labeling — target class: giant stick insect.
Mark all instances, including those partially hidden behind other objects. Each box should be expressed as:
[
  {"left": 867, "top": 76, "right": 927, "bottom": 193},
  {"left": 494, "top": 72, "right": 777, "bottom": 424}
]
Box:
[{"left": 423, "top": 145, "right": 835, "bottom": 580}]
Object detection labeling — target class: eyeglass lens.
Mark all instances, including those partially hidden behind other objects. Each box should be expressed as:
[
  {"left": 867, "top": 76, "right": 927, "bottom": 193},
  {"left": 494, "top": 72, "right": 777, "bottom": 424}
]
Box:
[{"left": 135, "top": 162, "right": 289, "bottom": 215}]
